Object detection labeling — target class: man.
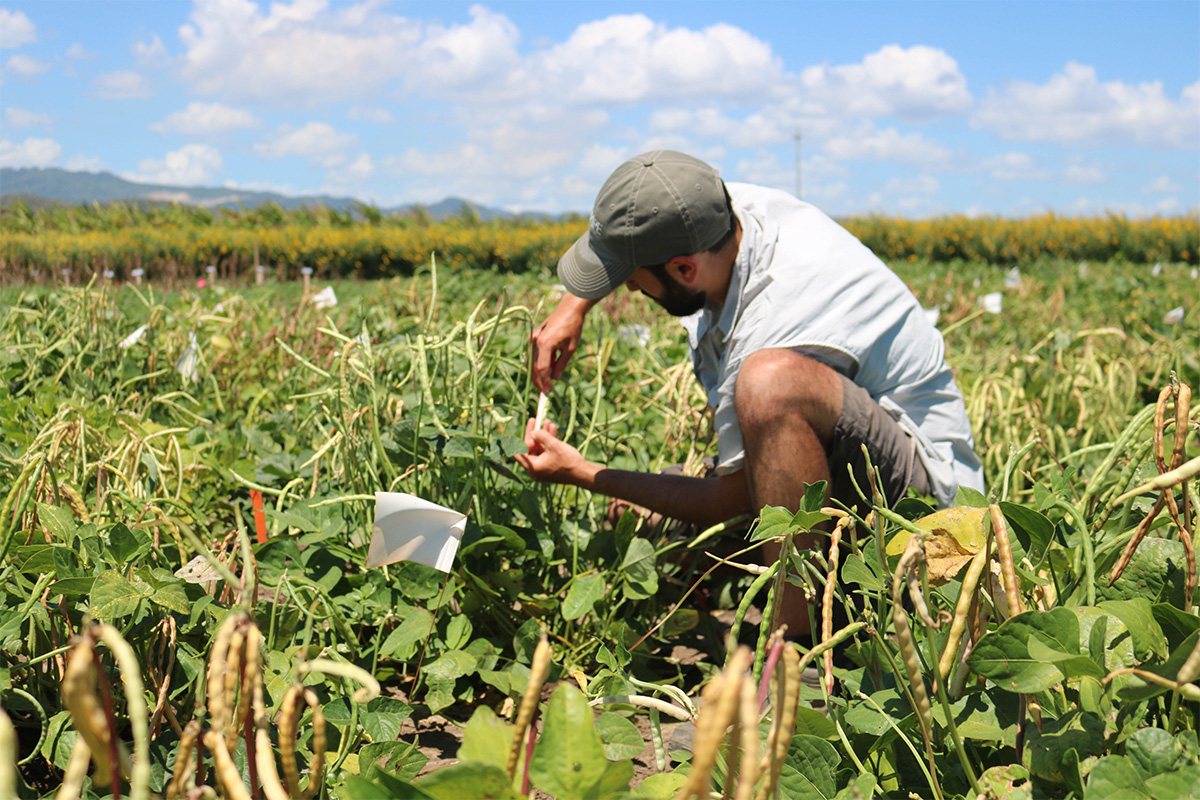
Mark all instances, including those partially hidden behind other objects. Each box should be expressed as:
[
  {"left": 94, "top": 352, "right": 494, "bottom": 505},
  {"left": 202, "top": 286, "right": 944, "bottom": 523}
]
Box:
[{"left": 514, "top": 150, "right": 983, "bottom": 634}]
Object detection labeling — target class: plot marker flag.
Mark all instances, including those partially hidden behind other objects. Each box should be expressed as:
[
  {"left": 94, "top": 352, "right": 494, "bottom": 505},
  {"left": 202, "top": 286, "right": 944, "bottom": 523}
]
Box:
[{"left": 366, "top": 492, "right": 466, "bottom": 573}]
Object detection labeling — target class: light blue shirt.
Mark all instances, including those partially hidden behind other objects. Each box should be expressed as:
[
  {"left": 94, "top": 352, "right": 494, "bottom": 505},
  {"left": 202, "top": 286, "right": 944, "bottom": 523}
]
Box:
[{"left": 680, "top": 183, "right": 984, "bottom": 507}]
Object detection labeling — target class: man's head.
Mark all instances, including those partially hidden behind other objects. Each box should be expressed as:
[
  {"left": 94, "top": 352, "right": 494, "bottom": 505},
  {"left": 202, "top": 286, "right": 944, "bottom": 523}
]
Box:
[{"left": 557, "top": 150, "right": 734, "bottom": 301}]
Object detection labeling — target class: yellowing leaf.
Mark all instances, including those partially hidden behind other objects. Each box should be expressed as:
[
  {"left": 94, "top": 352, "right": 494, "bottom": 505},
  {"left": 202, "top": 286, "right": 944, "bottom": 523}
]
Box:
[{"left": 887, "top": 506, "right": 989, "bottom": 584}]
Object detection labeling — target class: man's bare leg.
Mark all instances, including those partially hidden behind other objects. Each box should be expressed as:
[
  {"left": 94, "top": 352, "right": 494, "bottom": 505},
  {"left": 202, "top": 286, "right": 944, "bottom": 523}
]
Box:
[{"left": 735, "top": 349, "right": 843, "bottom": 636}]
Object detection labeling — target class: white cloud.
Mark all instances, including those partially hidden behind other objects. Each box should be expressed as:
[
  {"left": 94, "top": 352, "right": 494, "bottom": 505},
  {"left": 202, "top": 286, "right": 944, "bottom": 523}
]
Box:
[
  {"left": 178, "top": 0, "right": 420, "bottom": 104},
  {"left": 823, "top": 124, "right": 952, "bottom": 165},
  {"left": 1143, "top": 175, "right": 1181, "bottom": 194},
  {"left": 797, "top": 45, "right": 971, "bottom": 120},
  {"left": 94, "top": 70, "right": 153, "bottom": 99},
  {"left": 973, "top": 64, "right": 1200, "bottom": 149},
  {"left": 1063, "top": 163, "right": 1105, "bottom": 184},
  {"left": 65, "top": 154, "right": 107, "bottom": 172},
  {"left": 150, "top": 102, "right": 261, "bottom": 135},
  {"left": 66, "top": 43, "right": 94, "bottom": 60},
  {"left": 133, "top": 34, "right": 169, "bottom": 65},
  {"left": 413, "top": 5, "right": 521, "bottom": 89},
  {"left": 0, "top": 137, "right": 61, "bottom": 167},
  {"left": 255, "top": 122, "right": 356, "bottom": 167},
  {"left": 0, "top": 10, "right": 36, "bottom": 49},
  {"left": 348, "top": 106, "right": 394, "bottom": 124},
  {"left": 980, "top": 152, "right": 1049, "bottom": 181},
  {"left": 124, "top": 144, "right": 224, "bottom": 185},
  {"left": 3, "top": 108, "right": 52, "bottom": 128},
  {"left": 4, "top": 53, "right": 49, "bottom": 77},
  {"left": 521, "top": 15, "right": 783, "bottom": 105}
]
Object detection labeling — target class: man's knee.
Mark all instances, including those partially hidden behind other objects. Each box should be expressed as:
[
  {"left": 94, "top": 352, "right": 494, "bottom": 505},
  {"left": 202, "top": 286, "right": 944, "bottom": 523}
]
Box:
[{"left": 734, "top": 349, "right": 843, "bottom": 445}]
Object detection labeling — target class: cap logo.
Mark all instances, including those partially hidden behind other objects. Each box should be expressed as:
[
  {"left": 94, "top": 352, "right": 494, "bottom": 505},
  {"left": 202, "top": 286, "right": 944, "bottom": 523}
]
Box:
[{"left": 589, "top": 214, "right": 604, "bottom": 236}]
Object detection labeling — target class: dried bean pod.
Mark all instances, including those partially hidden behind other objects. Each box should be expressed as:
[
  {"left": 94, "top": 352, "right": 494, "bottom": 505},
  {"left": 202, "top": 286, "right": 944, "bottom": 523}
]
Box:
[
  {"left": 893, "top": 537, "right": 933, "bottom": 746},
  {"left": 1109, "top": 496, "right": 1167, "bottom": 585},
  {"left": 506, "top": 636, "right": 551, "bottom": 780},
  {"left": 754, "top": 644, "right": 801, "bottom": 800},
  {"left": 203, "top": 730, "right": 252, "bottom": 800},
  {"left": 166, "top": 720, "right": 202, "bottom": 800},
  {"left": 61, "top": 638, "right": 114, "bottom": 786},
  {"left": 223, "top": 627, "right": 245, "bottom": 752},
  {"left": 206, "top": 613, "right": 242, "bottom": 733},
  {"left": 680, "top": 647, "right": 751, "bottom": 800},
  {"left": 939, "top": 542, "right": 991, "bottom": 681},
  {"left": 990, "top": 505, "right": 1024, "bottom": 616},
  {"left": 733, "top": 674, "right": 761, "bottom": 800},
  {"left": 822, "top": 518, "right": 847, "bottom": 694}
]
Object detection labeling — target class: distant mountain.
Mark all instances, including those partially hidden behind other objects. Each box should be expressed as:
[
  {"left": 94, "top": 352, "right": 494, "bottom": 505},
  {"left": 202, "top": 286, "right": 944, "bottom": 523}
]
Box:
[{"left": 0, "top": 167, "right": 524, "bottom": 221}]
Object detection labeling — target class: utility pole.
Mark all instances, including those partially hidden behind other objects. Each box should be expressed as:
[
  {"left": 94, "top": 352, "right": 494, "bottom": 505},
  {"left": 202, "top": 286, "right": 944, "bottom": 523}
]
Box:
[{"left": 793, "top": 129, "right": 802, "bottom": 200}]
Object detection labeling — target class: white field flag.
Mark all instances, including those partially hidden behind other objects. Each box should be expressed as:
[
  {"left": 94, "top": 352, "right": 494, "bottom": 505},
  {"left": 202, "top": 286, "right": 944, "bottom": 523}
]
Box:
[{"left": 367, "top": 492, "right": 466, "bottom": 572}]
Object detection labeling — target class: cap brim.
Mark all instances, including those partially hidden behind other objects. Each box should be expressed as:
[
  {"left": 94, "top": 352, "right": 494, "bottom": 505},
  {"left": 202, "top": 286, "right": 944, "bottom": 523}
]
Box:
[{"left": 557, "top": 232, "right": 636, "bottom": 300}]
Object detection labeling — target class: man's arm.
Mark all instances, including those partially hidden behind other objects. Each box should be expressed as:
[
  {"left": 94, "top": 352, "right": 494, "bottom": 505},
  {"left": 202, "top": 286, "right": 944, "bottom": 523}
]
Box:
[
  {"left": 530, "top": 293, "right": 599, "bottom": 394},
  {"left": 514, "top": 421, "right": 752, "bottom": 527}
]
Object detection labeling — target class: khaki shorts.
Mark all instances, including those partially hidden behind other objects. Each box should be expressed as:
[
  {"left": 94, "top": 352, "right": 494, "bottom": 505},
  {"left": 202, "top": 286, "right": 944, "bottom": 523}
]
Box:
[{"left": 826, "top": 374, "right": 932, "bottom": 511}]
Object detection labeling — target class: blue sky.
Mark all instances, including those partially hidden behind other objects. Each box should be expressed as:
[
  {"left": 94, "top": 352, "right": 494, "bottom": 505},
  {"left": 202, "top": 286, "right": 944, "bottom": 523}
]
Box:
[{"left": 1, "top": 1, "right": 1197, "bottom": 217}]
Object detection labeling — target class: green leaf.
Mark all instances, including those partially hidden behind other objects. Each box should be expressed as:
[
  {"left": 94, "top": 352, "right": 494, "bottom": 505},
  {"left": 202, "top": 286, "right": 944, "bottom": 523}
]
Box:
[
  {"left": 1145, "top": 766, "right": 1200, "bottom": 800},
  {"left": 563, "top": 573, "right": 606, "bottom": 621},
  {"left": 633, "top": 772, "right": 687, "bottom": 797},
  {"left": 968, "top": 608, "right": 1077, "bottom": 693},
  {"left": 793, "top": 706, "right": 838, "bottom": 740},
  {"left": 749, "top": 505, "right": 798, "bottom": 543},
  {"left": 416, "top": 762, "right": 522, "bottom": 799},
  {"left": 528, "top": 684, "right": 612, "bottom": 800},
  {"left": 595, "top": 712, "right": 644, "bottom": 761},
  {"left": 458, "top": 706, "right": 511, "bottom": 770},
  {"left": 840, "top": 553, "right": 880, "bottom": 587},
  {"left": 620, "top": 538, "right": 658, "bottom": 600},
  {"left": 1026, "top": 637, "right": 1106, "bottom": 681},
  {"left": 1027, "top": 711, "right": 1105, "bottom": 783},
  {"left": 444, "top": 614, "right": 472, "bottom": 650},
  {"left": 1153, "top": 603, "right": 1200, "bottom": 651},
  {"left": 1126, "top": 726, "right": 1184, "bottom": 779},
  {"left": 358, "top": 741, "right": 428, "bottom": 783},
  {"left": 89, "top": 569, "right": 153, "bottom": 619},
  {"left": 1085, "top": 756, "right": 1154, "bottom": 799},
  {"left": 999, "top": 501, "right": 1054, "bottom": 558},
  {"left": 381, "top": 608, "right": 434, "bottom": 661},
  {"left": 1098, "top": 598, "right": 1168, "bottom": 659},
  {"left": 361, "top": 697, "right": 414, "bottom": 744},
  {"left": 107, "top": 523, "right": 151, "bottom": 565},
  {"left": 40, "top": 711, "right": 78, "bottom": 772},
  {"left": 1097, "top": 537, "right": 1187, "bottom": 606},
  {"left": 421, "top": 650, "right": 477, "bottom": 682},
  {"left": 144, "top": 568, "right": 191, "bottom": 614},
  {"left": 789, "top": 482, "right": 831, "bottom": 530},
  {"left": 777, "top": 735, "right": 840, "bottom": 799},
  {"left": 37, "top": 503, "right": 78, "bottom": 541}
]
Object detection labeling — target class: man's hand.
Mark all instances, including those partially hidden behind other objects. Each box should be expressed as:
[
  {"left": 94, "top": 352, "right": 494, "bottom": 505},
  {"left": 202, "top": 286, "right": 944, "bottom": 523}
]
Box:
[
  {"left": 530, "top": 294, "right": 598, "bottom": 394},
  {"left": 513, "top": 417, "right": 598, "bottom": 486}
]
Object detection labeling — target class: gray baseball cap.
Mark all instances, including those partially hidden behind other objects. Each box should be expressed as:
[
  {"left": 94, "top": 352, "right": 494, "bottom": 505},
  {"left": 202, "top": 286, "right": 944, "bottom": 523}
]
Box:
[{"left": 557, "top": 150, "right": 730, "bottom": 299}]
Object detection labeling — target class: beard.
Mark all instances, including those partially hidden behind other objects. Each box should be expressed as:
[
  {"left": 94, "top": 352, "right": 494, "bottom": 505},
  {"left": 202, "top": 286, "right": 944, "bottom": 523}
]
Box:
[{"left": 647, "top": 276, "right": 707, "bottom": 317}]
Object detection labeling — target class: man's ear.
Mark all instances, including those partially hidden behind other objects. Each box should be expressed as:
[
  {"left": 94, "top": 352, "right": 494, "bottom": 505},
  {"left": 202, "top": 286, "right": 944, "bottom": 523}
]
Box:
[{"left": 666, "top": 256, "right": 700, "bottom": 286}]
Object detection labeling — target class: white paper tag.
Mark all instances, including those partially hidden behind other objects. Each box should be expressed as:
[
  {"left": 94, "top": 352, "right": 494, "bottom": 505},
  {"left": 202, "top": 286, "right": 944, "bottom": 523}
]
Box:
[{"left": 367, "top": 492, "right": 466, "bottom": 572}]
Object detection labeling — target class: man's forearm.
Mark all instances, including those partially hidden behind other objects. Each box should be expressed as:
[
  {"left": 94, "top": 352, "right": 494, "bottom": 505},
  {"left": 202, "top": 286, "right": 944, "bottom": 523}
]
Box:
[{"left": 573, "top": 463, "right": 752, "bottom": 527}]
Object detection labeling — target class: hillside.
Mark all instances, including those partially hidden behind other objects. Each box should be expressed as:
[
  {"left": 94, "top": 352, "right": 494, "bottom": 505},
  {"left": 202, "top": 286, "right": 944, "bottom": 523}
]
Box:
[{"left": 0, "top": 166, "right": 517, "bottom": 221}]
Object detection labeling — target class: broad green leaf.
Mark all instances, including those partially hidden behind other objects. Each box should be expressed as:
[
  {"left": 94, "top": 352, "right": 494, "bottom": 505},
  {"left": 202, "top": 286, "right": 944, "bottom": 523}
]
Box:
[
  {"left": 563, "top": 573, "right": 606, "bottom": 621},
  {"left": 1126, "top": 726, "right": 1184, "bottom": 779},
  {"left": 423, "top": 676, "right": 457, "bottom": 715},
  {"left": 840, "top": 553, "right": 880, "bottom": 587},
  {"left": 1145, "top": 766, "right": 1200, "bottom": 799},
  {"left": 620, "top": 538, "right": 658, "bottom": 600},
  {"left": 1027, "top": 711, "right": 1105, "bottom": 783},
  {"left": 444, "top": 614, "right": 472, "bottom": 650},
  {"left": 633, "top": 772, "right": 687, "bottom": 797},
  {"left": 381, "top": 608, "right": 434, "bottom": 661},
  {"left": 358, "top": 741, "right": 427, "bottom": 782},
  {"left": 968, "top": 608, "right": 1078, "bottom": 693},
  {"left": 790, "top": 481, "right": 831, "bottom": 530},
  {"left": 144, "top": 568, "right": 191, "bottom": 614},
  {"left": 1085, "top": 756, "right": 1154, "bottom": 799},
  {"left": 1098, "top": 598, "right": 1168, "bottom": 659},
  {"left": 39, "top": 711, "right": 77, "bottom": 772},
  {"left": 793, "top": 706, "right": 838, "bottom": 740},
  {"left": 999, "top": 501, "right": 1054, "bottom": 558},
  {"left": 361, "top": 696, "right": 414, "bottom": 743},
  {"left": 458, "top": 706, "right": 511, "bottom": 770},
  {"left": 777, "top": 735, "right": 840, "bottom": 799},
  {"left": 1097, "top": 537, "right": 1187, "bottom": 606},
  {"left": 844, "top": 688, "right": 905, "bottom": 737},
  {"left": 421, "top": 650, "right": 477, "bottom": 681},
  {"left": 595, "top": 712, "right": 644, "bottom": 761},
  {"left": 1153, "top": 603, "right": 1200, "bottom": 651},
  {"left": 1026, "top": 638, "right": 1105, "bottom": 681},
  {"left": 37, "top": 503, "right": 78, "bottom": 542},
  {"left": 749, "top": 505, "right": 798, "bottom": 543},
  {"left": 528, "top": 684, "right": 611, "bottom": 800},
  {"left": 107, "top": 523, "right": 151, "bottom": 565},
  {"left": 89, "top": 569, "right": 153, "bottom": 619},
  {"left": 416, "top": 761, "right": 522, "bottom": 800}
]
